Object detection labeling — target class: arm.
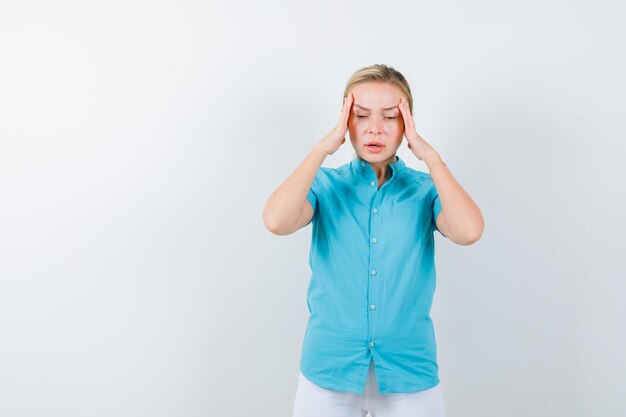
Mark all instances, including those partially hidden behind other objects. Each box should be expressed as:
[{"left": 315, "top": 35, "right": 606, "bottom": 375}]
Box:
[
  {"left": 426, "top": 153, "right": 484, "bottom": 245},
  {"left": 262, "top": 144, "right": 327, "bottom": 235},
  {"left": 397, "top": 96, "right": 484, "bottom": 245},
  {"left": 263, "top": 92, "right": 355, "bottom": 236}
]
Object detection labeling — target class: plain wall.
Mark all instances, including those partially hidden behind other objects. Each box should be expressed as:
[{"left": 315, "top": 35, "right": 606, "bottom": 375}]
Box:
[{"left": 1, "top": 1, "right": 625, "bottom": 416}]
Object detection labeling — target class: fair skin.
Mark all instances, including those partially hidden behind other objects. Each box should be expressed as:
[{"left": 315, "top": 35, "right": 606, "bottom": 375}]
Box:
[
  {"left": 263, "top": 81, "right": 484, "bottom": 245},
  {"left": 347, "top": 81, "right": 405, "bottom": 188}
]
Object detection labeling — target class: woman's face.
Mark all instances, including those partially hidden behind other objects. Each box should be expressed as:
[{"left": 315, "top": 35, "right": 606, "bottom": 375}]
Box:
[{"left": 347, "top": 81, "right": 406, "bottom": 165}]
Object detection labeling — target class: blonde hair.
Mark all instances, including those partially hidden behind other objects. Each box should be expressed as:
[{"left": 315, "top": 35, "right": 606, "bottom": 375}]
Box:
[
  {"left": 343, "top": 64, "right": 413, "bottom": 115},
  {"left": 343, "top": 64, "right": 413, "bottom": 160}
]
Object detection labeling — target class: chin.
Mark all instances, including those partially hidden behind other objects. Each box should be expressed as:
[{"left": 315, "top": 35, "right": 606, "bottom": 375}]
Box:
[{"left": 359, "top": 149, "right": 389, "bottom": 160}]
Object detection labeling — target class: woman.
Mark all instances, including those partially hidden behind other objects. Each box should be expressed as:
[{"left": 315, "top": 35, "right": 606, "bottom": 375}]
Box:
[{"left": 263, "top": 64, "right": 484, "bottom": 417}]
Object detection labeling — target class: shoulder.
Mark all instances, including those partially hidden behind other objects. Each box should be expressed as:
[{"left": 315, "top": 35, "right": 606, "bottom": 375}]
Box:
[
  {"left": 312, "top": 162, "right": 351, "bottom": 189},
  {"left": 403, "top": 165, "right": 434, "bottom": 187},
  {"left": 321, "top": 161, "right": 351, "bottom": 177},
  {"left": 401, "top": 166, "right": 438, "bottom": 203}
]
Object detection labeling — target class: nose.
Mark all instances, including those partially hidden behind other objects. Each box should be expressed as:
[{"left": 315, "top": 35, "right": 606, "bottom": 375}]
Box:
[{"left": 368, "top": 115, "right": 384, "bottom": 134}]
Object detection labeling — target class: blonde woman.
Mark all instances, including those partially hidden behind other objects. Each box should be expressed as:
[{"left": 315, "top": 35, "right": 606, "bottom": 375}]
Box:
[{"left": 263, "top": 64, "right": 484, "bottom": 417}]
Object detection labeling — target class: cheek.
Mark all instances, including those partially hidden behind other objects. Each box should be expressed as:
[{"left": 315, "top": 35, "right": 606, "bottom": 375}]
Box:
[{"left": 388, "top": 120, "right": 402, "bottom": 131}]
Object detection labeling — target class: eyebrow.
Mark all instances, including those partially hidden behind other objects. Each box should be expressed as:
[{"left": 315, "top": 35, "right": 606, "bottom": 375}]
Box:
[{"left": 353, "top": 104, "right": 398, "bottom": 111}]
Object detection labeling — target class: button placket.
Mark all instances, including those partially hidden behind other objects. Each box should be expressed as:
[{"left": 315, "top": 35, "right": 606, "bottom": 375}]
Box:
[
  {"left": 353, "top": 157, "right": 407, "bottom": 357},
  {"left": 368, "top": 186, "right": 381, "bottom": 354},
  {"left": 361, "top": 158, "right": 389, "bottom": 354}
]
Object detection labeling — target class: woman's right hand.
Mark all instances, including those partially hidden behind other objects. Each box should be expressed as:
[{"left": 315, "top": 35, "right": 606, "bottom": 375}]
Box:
[{"left": 317, "top": 92, "right": 354, "bottom": 156}]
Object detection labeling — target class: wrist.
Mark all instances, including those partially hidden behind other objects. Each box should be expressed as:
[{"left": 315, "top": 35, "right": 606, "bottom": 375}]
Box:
[
  {"left": 312, "top": 142, "right": 329, "bottom": 158},
  {"left": 424, "top": 152, "right": 442, "bottom": 168}
]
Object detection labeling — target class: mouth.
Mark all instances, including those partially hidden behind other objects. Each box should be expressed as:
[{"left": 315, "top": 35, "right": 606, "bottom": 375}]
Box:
[{"left": 364, "top": 141, "right": 385, "bottom": 153}]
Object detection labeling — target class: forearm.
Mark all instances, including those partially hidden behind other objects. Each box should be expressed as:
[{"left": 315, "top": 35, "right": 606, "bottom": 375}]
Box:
[
  {"left": 425, "top": 153, "right": 484, "bottom": 243},
  {"left": 263, "top": 143, "right": 327, "bottom": 234}
]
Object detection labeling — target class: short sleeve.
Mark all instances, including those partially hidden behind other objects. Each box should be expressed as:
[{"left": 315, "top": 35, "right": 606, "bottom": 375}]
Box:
[
  {"left": 432, "top": 191, "right": 445, "bottom": 237},
  {"left": 305, "top": 187, "right": 317, "bottom": 226}
]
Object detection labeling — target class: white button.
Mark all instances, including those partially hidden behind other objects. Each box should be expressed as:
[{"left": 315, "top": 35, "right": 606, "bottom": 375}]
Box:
[
  {"left": 369, "top": 341, "right": 375, "bottom": 347},
  {"left": 370, "top": 304, "right": 376, "bottom": 310},
  {"left": 361, "top": 162, "right": 365, "bottom": 167},
  {"left": 372, "top": 208, "right": 378, "bottom": 213},
  {"left": 371, "top": 238, "right": 377, "bottom": 244},
  {"left": 371, "top": 270, "right": 377, "bottom": 276},
  {"left": 370, "top": 181, "right": 376, "bottom": 186}
]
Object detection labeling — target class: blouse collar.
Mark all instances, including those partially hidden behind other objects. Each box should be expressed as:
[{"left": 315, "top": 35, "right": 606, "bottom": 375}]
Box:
[{"left": 350, "top": 154, "right": 406, "bottom": 177}]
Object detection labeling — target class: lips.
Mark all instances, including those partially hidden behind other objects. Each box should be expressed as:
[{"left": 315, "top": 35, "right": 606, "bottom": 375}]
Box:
[{"left": 365, "top": 141, "right": 384, "bottom": 153}]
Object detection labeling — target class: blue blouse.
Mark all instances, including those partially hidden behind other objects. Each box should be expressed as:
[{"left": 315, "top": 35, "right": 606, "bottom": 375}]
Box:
[{"left": 300, "top": 154, "right": 445, "bottom": 394}]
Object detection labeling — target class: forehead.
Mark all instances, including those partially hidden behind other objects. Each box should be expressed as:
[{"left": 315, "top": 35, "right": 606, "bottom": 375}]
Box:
[
  {"left": 353, "top": 103, "right": 398, "bottom": 111},
  {"left": 350, "top": 82, "right": 403, "bottom": 111}
]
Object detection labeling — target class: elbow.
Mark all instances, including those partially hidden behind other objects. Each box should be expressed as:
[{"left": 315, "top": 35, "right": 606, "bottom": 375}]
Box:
[
  {"left": 263, "top": 214, "right": 282, "bottom": 235},
  {"left": 458, "top": 234, "right": 480, "bottom": 246},
  {"left": 263, "top": 213, "right": 293, "bottom": 236},
  {"left": 262, "top": 204, "right": 281, "bottom": 235},
  {"left": 458, "top": 223, "right": 484, "bottom": 246}
]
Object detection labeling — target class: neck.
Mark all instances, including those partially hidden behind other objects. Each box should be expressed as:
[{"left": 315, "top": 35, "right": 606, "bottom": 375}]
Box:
[{"left": 362, "top": 154, "right": 397, "bottom": 181}]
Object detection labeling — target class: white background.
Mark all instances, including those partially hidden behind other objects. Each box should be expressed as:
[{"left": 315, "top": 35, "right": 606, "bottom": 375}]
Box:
[{"left": 1, "top": 1, "right": 625, "bottom": 416}]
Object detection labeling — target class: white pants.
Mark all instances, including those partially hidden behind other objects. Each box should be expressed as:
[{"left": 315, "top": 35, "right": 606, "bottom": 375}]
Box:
[{"left": 292, "top": 359, "right": 447, "bottom": 417}]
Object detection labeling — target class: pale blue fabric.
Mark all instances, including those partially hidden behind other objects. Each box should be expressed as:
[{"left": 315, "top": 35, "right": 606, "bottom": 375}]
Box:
[{"left": 301, "top": 154, "right": 445, "bottom": 394}]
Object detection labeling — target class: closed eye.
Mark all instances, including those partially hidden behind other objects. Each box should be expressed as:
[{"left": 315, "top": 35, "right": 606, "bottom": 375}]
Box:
[{"left": 356, "top": 116, "right": 398, "bottom": 119}]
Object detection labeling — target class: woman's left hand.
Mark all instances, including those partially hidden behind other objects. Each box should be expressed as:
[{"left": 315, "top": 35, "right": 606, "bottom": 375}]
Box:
[{"left": 398, "top": 97, "right": 439, "bottom": 164}]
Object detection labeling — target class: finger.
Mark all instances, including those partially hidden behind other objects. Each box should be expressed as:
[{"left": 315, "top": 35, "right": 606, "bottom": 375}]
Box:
[
  {"left": 345, "top": 92, "right": 353, "bottom": 116},
  {"left": 400, "top": 97, "right": 411, "bottom": 114},
  {"left": 398, "top": 98, "right": 409, "bottom": 123},
  {"left": 340, "top": 94, "right": 348, "bottom": 117},
  {"left": 398, "top": 99, "right": 411, "bottom": 135},
  {"left": 399, "top": 98, "right": 410, "bottom": 118},
  {"left": 403, "top": 101, "right": 415, "bottom": 128},
  {"left": 399, "top": 99, "right": 416, "bottom": 134},
  {"left": 340, "top": 92, "right": 353, "bottom": 125}
]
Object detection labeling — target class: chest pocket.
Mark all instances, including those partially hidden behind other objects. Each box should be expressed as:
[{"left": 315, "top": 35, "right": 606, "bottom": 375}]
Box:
[
  {"left": 390, "top": 198, "right": 425, "bottom": 215},
  {"left": 386, "top": 198, "right": 428, "bottom": 237}
]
